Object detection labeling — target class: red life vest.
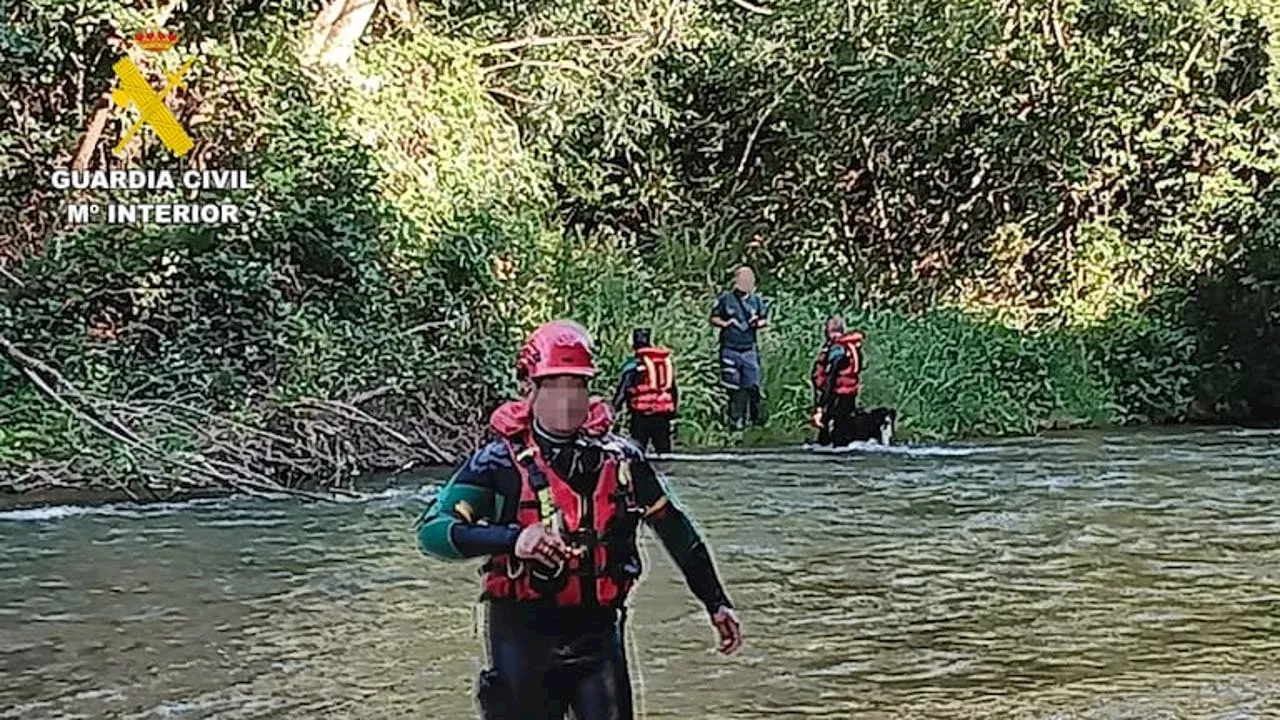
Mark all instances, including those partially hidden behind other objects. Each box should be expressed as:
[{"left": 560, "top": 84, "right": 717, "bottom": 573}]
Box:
[
  {"left": 811, "top": 332, "right": 863, "bottom": 396},
  {"left": 627, "top": 346, "right": 676, "bottom": 415},
  {"left": 481, "top": 399, "right": 640, "bottom": 607}
]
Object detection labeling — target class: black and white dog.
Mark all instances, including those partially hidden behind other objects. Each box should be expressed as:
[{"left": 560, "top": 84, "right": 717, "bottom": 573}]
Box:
[
  {"left": 845, "top": 406, "right": 896, "bottom": 445},
  {"left": 819, "top": 406, "right": 896, "bottom": 447}
]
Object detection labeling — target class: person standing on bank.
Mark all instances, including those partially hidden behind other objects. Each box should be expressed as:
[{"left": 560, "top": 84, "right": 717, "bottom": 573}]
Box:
[
  {"left": 710, "top": 265, "right": 769, "bottom": 430},
  {"left": 810, "top": 315, "right": 865, "bottom": 446},
  {"left": 611, "top": 328, "right": 679, "bottom": 455},
  {"left": 416, "top": 321, "right": 742, "bottom": 720}
]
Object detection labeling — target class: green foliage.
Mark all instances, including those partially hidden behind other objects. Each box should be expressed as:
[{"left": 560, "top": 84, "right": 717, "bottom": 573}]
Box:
[{"left": 3, "top": 0, "right": 1279, "bottom": 487}]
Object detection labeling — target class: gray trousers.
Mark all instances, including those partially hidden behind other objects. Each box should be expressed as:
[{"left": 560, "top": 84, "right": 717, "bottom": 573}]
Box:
[{"left": 719, "top": 347, "right": 764, "bottom": 427}]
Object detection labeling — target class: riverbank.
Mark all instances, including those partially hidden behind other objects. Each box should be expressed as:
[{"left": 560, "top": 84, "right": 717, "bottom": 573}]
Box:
[
  {"left": 0, "top": 293, "right": 1214, "bottom": 503},
  {"left": 5, "top": 423, "right": 1263, "bottom": 513},
  {"left": 0, "top": 465, "right": 453, "bottom": 514},
  {"left": 5, "top": 2, "right": 1276, "bottom": 497}
]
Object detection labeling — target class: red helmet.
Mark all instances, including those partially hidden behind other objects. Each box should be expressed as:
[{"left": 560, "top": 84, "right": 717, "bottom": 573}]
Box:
[{"left": 516, "top": 321, "right": 598, "bottom": 381}]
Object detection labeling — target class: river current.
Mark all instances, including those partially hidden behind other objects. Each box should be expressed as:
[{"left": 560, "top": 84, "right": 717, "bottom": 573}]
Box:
[{"left": 2, "top": 428, "right": 1279, "bottom": 719}]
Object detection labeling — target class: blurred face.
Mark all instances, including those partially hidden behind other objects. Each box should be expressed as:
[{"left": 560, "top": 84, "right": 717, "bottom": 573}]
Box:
[
  {"left": 530, "top": 375, "right": 590, "bottom": 434},
  {"left": 733, "top": 267, "right": 756, "bottom": 293},
  {"left": 825, "top": 318, "right": 844, "bottom": 342}
]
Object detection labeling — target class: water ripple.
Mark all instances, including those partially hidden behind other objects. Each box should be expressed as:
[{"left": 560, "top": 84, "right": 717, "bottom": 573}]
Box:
[{"left": 0, "top": 428, "right": 1279, "bottom": 717}]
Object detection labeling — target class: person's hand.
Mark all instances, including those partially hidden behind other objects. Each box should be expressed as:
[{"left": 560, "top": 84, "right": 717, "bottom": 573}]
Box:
[
  {"left": 711, "top": 606, "right": 743, "bottom": 655},
  {"left": 514, "top": 523, "right": 571, "bottom": 568},
  {"left": 734, "top": 318, "right": 750, "bottom": 331},
  {"left": 810, "top": 407, "right": 823, "bottom": 428}
]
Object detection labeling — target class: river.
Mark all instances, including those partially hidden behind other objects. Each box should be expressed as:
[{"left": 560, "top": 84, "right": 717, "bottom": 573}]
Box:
[{"left": 2, "top": 428, "right": 1279, "bottom": 719}]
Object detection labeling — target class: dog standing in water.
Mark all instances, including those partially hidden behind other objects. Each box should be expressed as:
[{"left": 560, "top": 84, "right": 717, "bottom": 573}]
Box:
[
  {"left": 843, "top": 407, "right": 897, "bottom": 446},
  {"left": 809, "top": 317, "right": 896, "bottom": 446}
]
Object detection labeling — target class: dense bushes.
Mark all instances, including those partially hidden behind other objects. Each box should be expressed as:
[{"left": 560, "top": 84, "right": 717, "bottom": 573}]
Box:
[{"left": 1, "top": 0, "right": 1278, "bottom": 489}]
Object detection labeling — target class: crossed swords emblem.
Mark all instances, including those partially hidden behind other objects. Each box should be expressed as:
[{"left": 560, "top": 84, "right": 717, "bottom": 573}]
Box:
[{"left": 109, "top": 55, "right": 196, "bottom": 157}]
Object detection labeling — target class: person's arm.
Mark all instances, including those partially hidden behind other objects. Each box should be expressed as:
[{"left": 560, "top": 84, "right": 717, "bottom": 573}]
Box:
[
  {"left": 611, "top": 361, "right": 639, "bottom": 413},
  {"left": 817, "top": 348, "right": 847, "bottom": 409},
  {"left": 709, "top": 294, "right": 733, "bottom": 329},
  {"left": 632, "top": 461, "right": 732, "bottom": 615},
  {"left": 670, "top": 379, "right": 679, "bottom": 415},
  {"left": 750, "top": 297, "right": 769, "bottom": 328},
  {"left": 416, "top": 445, "right": 521, "bottom": 560}
]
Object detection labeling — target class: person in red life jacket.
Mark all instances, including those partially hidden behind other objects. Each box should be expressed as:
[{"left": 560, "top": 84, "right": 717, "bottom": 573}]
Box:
[
  {"left": 810, "top": 315, "right": 866, "bottom": 446},
  {"left": 610, "top": 328, "right": 679, "bottom": 455},
  {"left": 416, "top": 320, "right": 742, "bottom": 720}
]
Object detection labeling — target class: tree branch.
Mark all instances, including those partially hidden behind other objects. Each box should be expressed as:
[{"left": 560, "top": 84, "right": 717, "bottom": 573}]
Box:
[
  {"left": 480, "top": 59, "right": 592, "bottom": 76},
  {"left": 0, "top": 262, "right": 24, "bottom": 288},
  {"left": 730, "top": 0, "right": 774, "bottom": 15},
  {"left": 486, "top": 86, "right": 541, "bottom": 105},
  {"left": 72, "top": 95, "right": 113, "bottom": 171},
  {"left": 735, "top": 75, "right": 800, "bottom": 179},
  {"left": 0, "top": 333, "right": 346, "bottom": 501},
  {"left": 473, "top": 34, "right": 643, "bottom": 56}
]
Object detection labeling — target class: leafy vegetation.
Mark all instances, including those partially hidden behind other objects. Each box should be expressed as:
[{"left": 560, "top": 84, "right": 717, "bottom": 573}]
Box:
[{"left": 1, "top": 0, "right": 1277, "bottom": 492}]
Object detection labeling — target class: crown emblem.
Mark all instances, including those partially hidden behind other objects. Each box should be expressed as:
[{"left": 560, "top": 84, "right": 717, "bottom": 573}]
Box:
[{"left": 133, "top": 28, "right": 179, "bottom": 52}]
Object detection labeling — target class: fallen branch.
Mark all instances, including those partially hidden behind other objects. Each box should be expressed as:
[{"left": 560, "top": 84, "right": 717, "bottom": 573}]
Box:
[
  {"left": 294, "top": 396, "right": 448, "bottom": 463},
  {"left": 0, "top": 262, "right": 24, "bottom": 288},
  {"left": 486, "top": 87, "right": 541, "bottom": 105},
  {"left": 0, "top": 335, "right": 152, "bottom": 456},
  {"left": 418, "top": 404, "right": 464, "bottom": 464},
  {"left": 347, "top": 385, "right": 393, "bottom": 406},
  {"left": 473, "top": 34, "right": 643, "bottom": 56},
  {"left": 122, "top": 395, "right": 343, "bottom": 467},
  {"left": 480, "top": 59, "right": 592, "bottom": 76},
  {"left": 0, "top": 333, "right": 341, "bottom": 501},
  {"left": 106, "top": 396, "right": 361, "bottom": 499},
  {"left": 730, "top": 0, "right": 774, "bottom": 15}
]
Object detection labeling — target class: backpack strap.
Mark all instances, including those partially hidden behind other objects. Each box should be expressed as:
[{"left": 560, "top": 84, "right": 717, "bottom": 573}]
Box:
[
  {"left": 599, "top": 439, "right": 643, "bottom": 518},
  {"left": 502, "top": 435, "right": 556, "bottom": 526}
]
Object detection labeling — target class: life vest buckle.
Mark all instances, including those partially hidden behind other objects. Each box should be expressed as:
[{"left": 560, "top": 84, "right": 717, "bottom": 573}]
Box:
[
  {"left": 529, "top": 558, "right": 567, "bottom": 582},
  {"left": 564, "top": 528, "right": 597, "bottom": 545}
]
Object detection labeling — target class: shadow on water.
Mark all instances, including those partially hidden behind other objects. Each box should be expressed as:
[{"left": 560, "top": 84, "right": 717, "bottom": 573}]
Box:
[{"left": 2, "top": 427, "right": 1280, "bottom": 719}]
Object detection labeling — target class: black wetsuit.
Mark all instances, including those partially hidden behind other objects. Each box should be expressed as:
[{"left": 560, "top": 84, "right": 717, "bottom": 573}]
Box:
[
  {"left": 418, "top": 423, "right": 732, "bottom": 719},
  {"left": 815, "top": 344, "right": 864, "bottom": 446},
  {"left": 483, "top": 602, "right": 632, "bottom": 720}
]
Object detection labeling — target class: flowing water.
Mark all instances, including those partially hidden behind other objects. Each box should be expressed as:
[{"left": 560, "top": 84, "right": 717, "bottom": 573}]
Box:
[{"left": 3, "top": 428, "right": 1280, "bottom": 719}]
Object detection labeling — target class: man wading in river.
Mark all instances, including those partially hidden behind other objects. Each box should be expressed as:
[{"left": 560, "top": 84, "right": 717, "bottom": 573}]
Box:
[
  {"left": 810, "top": 315, "right": 866, "bottom": 446},
  {"left": 710, "top": 265, "right": 769, "bottom": 430},
  {"left": 610, "top": 327, "right": 679, "bottom": 455},
  {"left": 416, "top": 320, "right": 742, "bottom": 719}
]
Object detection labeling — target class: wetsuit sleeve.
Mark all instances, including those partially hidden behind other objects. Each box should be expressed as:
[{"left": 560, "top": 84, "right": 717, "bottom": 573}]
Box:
[
  {"left": 416, "top": 447, "right": 520, "bottom": 560},
  {"left": 670, "top": 379, "right": 679, "bottom": 415},
  {"left": 818, "top": 347, "right": 847, "bottom": 408},
  {"left": 611, "top": 360, "right": 639, "bottom": 413},
  {"left": 631, "top": 461, "right": 733, "bottom": 615}
]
